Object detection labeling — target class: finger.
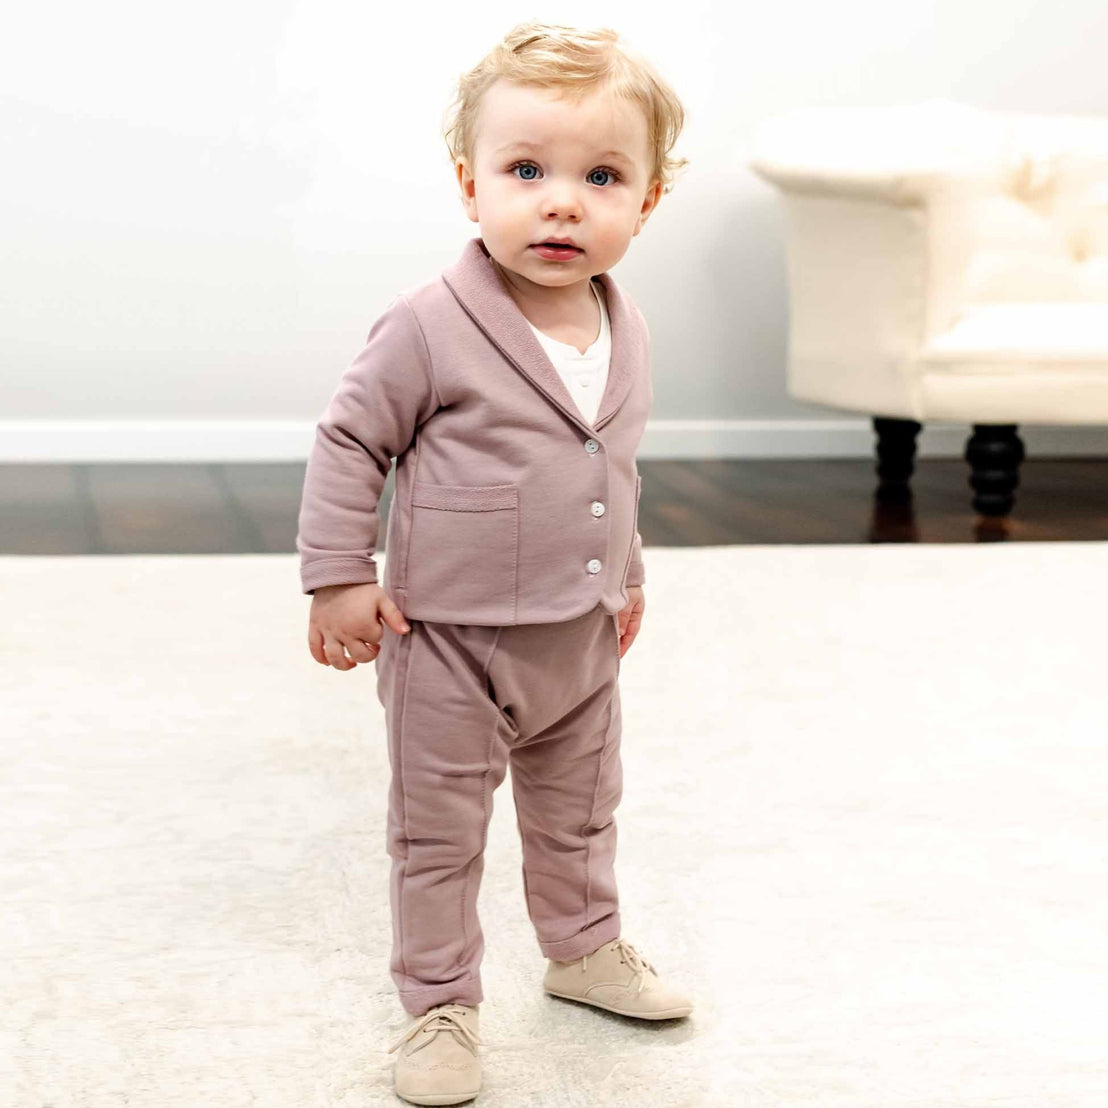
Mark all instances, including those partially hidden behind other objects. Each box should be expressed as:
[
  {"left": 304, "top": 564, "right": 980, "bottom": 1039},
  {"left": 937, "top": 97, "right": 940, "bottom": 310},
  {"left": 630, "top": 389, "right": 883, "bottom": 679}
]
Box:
[
  {"left": 379, "top": 595, "right": 411, "bottom": 635},
  {"left": 308, "top": 625, "right": 328, "bottom": 665},
  {"left": 323, "top": 634, "right": 356, "bottom": 671},
  {"left": 343, "top": 635, "right": 380, "bottom": 663}
]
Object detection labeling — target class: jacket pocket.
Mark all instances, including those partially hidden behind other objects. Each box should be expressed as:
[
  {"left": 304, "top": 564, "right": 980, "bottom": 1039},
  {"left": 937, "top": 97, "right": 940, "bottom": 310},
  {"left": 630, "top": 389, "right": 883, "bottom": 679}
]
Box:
[{"left": 405, "top": 481, "right": 519, "bottom": 622}]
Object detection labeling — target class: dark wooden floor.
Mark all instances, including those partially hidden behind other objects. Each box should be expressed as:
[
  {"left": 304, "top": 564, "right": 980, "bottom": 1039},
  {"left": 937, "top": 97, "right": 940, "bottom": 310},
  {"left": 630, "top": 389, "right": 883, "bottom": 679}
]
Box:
[{"left": 1, "top": 458, "right": 1106, "bottom": 555}]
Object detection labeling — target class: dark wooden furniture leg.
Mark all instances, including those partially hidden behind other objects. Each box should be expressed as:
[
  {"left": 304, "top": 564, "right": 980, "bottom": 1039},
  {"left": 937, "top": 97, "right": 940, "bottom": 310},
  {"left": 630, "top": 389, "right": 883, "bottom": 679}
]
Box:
[
  {"left": 873, "top": 416, "right": 922, "bottom": 502},
  {"left": 964, "top": 424, "right": 1025, "bottom": 518}
]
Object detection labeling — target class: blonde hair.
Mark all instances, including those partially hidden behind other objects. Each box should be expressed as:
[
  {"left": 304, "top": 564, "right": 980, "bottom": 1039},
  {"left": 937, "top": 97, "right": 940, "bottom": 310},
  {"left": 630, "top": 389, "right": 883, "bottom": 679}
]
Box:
[{"left": 442, "top": 21, "right": 690, "bottom": 195}]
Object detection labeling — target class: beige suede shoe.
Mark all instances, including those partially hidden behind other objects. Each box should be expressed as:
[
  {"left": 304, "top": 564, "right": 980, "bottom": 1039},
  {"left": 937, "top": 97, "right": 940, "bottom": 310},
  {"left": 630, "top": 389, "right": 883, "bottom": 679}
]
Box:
[
  {"left": 543, "top": 937, "right": 693, "bottom": 1020},
  {"left": 387, "top": 1002, "right": 483, "bottom": 1105}
]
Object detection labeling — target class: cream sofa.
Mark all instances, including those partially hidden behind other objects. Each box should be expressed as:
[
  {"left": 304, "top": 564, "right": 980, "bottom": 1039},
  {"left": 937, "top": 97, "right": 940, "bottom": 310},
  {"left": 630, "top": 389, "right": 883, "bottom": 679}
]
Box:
[{"left": 748, "top": 100, "right": 1108, "bottom": 517}]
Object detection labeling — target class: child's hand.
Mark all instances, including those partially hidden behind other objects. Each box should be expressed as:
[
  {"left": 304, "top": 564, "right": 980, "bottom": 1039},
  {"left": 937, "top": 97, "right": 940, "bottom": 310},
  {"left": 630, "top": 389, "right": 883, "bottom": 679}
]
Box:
[
  {"left": 307, "top": 582, "right": 410, "bottom": 671},
  {"left": 617, "top": 585, "right": 645, "bottom": 659}
]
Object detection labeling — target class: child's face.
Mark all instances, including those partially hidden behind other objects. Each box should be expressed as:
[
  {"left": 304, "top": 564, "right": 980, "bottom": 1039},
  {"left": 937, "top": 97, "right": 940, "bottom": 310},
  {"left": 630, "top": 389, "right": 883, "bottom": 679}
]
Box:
[{"left": 456, "top": 79, "right": 663, "bottom": 295}]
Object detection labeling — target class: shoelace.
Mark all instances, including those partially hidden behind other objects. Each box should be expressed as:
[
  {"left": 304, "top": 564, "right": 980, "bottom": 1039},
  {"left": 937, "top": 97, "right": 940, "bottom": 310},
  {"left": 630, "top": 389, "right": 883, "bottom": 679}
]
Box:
[
  {"left": 386, "top": 1003, "right": 483, "bottom": 1055},
  {"left": 580, "top": 938, "right": 657, "bottom": 997}
]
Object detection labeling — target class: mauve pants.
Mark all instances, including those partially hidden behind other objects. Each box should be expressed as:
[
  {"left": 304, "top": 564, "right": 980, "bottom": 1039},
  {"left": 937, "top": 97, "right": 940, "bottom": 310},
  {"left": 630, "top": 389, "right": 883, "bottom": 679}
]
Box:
[{"left": 374, "top": 601, "right": 624, "bottom": 1017}]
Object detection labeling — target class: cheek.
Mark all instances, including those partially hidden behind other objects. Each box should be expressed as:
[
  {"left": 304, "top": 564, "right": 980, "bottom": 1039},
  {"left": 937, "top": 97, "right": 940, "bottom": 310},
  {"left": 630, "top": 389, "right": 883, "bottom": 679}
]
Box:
[{"left": 490, "top": 179, "right": 531, "bottom": 206}]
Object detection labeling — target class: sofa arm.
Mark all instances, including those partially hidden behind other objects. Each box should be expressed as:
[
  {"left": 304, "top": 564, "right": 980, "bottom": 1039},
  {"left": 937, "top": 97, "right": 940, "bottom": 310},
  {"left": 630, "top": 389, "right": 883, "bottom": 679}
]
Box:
[{"left": 748, "top": 100, "right": 1006, "bottom": 206}]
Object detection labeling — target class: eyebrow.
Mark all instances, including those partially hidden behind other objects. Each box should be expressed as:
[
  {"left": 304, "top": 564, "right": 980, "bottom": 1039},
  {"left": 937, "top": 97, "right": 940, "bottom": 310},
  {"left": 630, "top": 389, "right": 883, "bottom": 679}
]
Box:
[{"left": 494, "top": 141, "right": 635, "bottom": 165}]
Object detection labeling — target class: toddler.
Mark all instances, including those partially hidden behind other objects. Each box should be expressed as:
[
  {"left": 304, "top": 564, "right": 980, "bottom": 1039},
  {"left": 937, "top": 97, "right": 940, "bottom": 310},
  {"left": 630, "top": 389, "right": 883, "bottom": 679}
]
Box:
[{"left": 296, "top": 21, "right": 691, "bottom": 1105}]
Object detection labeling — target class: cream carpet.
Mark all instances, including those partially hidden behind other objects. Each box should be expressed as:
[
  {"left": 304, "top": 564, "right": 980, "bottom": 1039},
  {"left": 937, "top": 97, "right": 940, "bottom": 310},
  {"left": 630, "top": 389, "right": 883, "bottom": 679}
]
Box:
[{"left": 2, "top": 544, "right": 1107, "bottom": 1107}]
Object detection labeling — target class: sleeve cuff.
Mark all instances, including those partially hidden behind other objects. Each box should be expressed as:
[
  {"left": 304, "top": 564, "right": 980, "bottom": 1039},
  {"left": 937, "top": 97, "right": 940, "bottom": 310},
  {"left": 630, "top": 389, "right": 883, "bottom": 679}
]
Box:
[{"left": 301, "top": 557, "right": 379, "bottom": 595}]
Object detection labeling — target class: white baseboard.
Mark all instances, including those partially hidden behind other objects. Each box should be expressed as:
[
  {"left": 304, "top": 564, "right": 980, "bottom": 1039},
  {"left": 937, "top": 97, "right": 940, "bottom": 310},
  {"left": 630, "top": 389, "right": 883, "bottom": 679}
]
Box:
[{"left": 0, "top": 419, "right": 1106, "bottom": 463}]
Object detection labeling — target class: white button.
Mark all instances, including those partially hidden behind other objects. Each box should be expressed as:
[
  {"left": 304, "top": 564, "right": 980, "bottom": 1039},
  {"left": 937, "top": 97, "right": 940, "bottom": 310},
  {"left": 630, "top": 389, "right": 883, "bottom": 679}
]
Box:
[
  {"left": 587, "top": 558, "right": 602, "bottom": 573},
  {"left": 584, "top": 439, "right": 599, "bottom": 453},
  {"left": 591, "top": 501, "right": 605, "bottom": 517}
]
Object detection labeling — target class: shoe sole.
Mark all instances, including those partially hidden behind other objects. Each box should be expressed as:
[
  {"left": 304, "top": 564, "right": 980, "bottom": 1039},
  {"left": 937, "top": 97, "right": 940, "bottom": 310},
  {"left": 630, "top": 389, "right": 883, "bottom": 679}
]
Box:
[
  {"left": 395, "top": 1088, "right": 480, "bottom": 1106},
  {"left": 543, "top": 987, "right": 692, "bottom": 1020}
]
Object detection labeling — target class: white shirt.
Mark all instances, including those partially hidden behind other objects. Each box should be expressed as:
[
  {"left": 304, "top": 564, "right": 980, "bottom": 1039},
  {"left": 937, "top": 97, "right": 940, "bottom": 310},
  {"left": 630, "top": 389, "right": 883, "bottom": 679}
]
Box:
[{"left": 525, "top": 279, "right": 611, "bottom": 428}]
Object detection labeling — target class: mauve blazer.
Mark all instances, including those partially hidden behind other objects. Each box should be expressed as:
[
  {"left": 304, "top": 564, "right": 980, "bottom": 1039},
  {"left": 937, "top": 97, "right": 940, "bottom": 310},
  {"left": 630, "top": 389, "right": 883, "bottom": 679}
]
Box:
[{"left": 296, "top": 235, "right": 652, "bottom": 626}]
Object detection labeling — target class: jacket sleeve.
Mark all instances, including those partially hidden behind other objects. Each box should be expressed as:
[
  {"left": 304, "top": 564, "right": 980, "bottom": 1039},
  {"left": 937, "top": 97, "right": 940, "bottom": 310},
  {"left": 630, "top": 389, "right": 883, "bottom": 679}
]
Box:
[{"left": 296, "top": 294, "right": 439, "bottom": 595}]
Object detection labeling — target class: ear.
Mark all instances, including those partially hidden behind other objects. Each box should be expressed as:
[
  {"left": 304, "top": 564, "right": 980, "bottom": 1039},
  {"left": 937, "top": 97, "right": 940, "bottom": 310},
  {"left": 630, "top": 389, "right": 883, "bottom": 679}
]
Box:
[
  {"left": 456, "top": 158, "right": 479, "bottom": 222},
  {"left": 634, "top": 179, "right": 664, "bottom": 233}
]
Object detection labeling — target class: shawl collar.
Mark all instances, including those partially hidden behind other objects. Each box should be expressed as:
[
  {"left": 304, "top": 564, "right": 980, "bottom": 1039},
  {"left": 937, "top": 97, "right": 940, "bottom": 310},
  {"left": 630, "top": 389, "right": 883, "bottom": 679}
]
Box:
[{"left": 440, "top": 236, "right": 642, "bottom": 431}]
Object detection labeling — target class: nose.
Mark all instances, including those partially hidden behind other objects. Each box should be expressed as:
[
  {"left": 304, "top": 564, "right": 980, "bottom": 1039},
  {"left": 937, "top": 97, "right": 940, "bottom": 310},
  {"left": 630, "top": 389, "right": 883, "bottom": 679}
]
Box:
[
  {"left": 544, "top": 205, "right": 581, "bottom": 222},
  {"left": 541, "top": 182, "right": 584, "bottom": 221}
]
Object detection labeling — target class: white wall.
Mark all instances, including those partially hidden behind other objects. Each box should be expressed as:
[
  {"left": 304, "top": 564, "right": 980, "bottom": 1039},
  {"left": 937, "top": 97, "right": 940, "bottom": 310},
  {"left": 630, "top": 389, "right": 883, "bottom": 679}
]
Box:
[{"left": 4, "top": 0, "right": 1108, "bottom": 461}]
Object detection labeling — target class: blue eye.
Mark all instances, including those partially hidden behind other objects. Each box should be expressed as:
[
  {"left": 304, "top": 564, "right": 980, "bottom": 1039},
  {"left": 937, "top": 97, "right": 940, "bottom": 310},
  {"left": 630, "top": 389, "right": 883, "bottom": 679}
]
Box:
[
  {"left": 589, "top": 167, "right": 620, "bottom": 186},
  {"left": 507, "top": 160, "right": 622, "bottom": 186}
]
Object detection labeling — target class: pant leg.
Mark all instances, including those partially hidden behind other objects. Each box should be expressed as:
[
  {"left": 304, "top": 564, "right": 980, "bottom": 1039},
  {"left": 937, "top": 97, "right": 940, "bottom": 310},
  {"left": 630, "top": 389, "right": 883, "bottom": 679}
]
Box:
[
  {"left": 374, "top": 616, "right": 509, "bottom": 1016},
  {"left": 489, "top": 605, "right": 625, "bottom": 962}
]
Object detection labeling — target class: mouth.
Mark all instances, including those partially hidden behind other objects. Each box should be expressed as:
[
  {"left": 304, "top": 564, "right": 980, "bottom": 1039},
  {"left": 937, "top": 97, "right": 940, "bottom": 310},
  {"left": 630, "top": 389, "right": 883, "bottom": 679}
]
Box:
[{"left": 531, "top": 242, "right": 584, "bottom": 254}]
